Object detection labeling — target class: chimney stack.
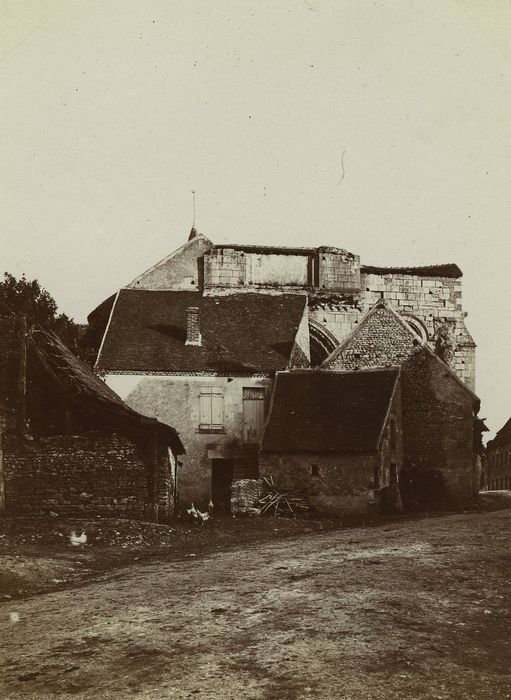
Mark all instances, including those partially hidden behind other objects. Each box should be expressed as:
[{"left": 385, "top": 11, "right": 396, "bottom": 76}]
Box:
[{"left": 185, "top": 307, "right": 201, "bottom": 346}]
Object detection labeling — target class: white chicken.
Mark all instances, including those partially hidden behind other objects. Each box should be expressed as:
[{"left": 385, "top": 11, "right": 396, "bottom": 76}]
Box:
[
  {"left": 196, "top": 509, "right": 210, "bottom": 525},
  {"left": 207, "top": 499, "right": 214, "bottom": 514},
  {"left": 186, "top": 503, "right": 199, "bottom": 520},
  {"left": 186, "top": 503, "right": 210, "bottom": 525},
  {"left": 70, "top": 531, "right": 87, "bottom": 546}
]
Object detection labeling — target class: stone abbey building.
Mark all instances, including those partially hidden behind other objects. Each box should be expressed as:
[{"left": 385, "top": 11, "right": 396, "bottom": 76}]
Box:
[
  {"left": 90, "top": 229, "right": 478, "bottom": 512},
  {"left": 117, "top": 230, "right": 475, "bottom": 387}
]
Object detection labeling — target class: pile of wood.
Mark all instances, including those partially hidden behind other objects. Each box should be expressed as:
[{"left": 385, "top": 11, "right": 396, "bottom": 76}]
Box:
[{"left": 257, "top": 476, "right": 310, "bottom": 517}]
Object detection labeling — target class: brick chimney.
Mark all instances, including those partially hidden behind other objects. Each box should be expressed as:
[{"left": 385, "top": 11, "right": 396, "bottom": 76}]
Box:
[{"left": 185, "top": 307, "right": 201, "bottom": 346}]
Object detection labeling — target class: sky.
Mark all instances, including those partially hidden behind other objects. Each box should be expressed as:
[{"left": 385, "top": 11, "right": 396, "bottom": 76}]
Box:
[{"left": 2, "top": 0, "right": 511, "bottom": 437}]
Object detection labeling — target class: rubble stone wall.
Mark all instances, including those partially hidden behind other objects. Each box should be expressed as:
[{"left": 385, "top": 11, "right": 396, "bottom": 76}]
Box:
[
  {"left": 3, "top": 433, "right": 154, "bottom": 518},
  {"left": 401, "top": 349, "right": 475, "bottom": 504},
  {"left": 259, "top": 451, "right": 378, "bottom": 516}
]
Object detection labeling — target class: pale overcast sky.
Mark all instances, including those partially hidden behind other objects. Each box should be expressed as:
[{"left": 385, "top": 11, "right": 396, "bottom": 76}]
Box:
[{"left": 2, "top": 0, "right": 510, "bottom": 436}]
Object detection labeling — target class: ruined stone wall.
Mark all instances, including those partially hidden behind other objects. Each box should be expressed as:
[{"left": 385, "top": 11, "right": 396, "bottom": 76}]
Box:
[
  {"left": 204, "top": 248, "right": 309, "bottom": 288},
  {"left": 128, "top": 235, "right": 212, "bottom": 291},
  {"left": 316, "top": 250, "right": 360, "bottom": 292},
  {"left": 310, "top": 271, "right": 475, "bottom": 389},
  {"left": 2, "top": 433, "right": 166, "bottom": 519}
]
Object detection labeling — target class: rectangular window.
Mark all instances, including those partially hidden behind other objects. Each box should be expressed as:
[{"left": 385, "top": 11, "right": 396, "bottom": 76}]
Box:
[{"left": 199, "top": 386, "right": 224, "bottom": 431}]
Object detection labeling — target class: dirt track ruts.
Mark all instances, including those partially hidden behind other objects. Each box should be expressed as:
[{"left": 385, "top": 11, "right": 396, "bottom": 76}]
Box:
[{"left": 1, "top": 510, "right": 511, "bottom": 700}]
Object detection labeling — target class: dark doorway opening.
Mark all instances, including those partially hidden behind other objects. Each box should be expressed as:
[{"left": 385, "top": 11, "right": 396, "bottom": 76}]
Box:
[{"left": 211, "top": 459, "right": 234, "bottom": 512}]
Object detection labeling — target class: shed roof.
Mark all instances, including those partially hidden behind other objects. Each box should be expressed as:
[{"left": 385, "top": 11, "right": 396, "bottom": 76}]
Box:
[
  {"left": 261, "top": 368, "right": 399, "bottom": 454},
  {"left": 95, "top": 289, "right": 307, "bottom": 374},
  {"left": 30, "top": 328, "right": 184, "bottom": 453}
]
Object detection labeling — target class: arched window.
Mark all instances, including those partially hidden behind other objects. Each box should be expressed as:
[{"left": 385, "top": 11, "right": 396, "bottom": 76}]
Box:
[
  {"left": 401, "top": 315, "right": 428, "bottom": 342},
  {"left": 308, "top": 319, "right": 339, "bottom": 367}
]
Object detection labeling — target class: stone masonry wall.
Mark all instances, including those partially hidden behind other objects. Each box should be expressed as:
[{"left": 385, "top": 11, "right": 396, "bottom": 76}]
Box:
[
  {"left": 204, "top": 248, "right": 309, "bottom": 288},
  {"left": 311, "top": 271, "right": 475, "bottom": 389},
  {"left": 316, "top": 250, "right": 361, "bottom": 291},
  {"left": 259, "top": 451, "right": 378, "bottom": 516},
  {"left": 128, "top": 235, "right": 212, "bottom": 291},
  {"left": 3, "top": 433, "right": 152, "bottom": 518},
  {"left": 401, "top": 349, "right": 475, "bottom": 505}
]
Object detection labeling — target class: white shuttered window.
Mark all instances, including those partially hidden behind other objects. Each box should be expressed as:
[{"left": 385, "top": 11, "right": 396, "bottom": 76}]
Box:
[{"left": 199, "top": 386, "right": 224, "bottom": 430}]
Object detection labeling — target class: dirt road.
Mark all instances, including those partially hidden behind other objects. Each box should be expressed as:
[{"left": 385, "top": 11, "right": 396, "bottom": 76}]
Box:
[{"left": 1, "top": 510, "right": 511, "bottom": 699}]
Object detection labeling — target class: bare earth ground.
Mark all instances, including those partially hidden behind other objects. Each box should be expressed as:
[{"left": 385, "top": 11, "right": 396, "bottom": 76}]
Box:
[{"left": 1, "top": 509, "right": 511, "bottom": 700}]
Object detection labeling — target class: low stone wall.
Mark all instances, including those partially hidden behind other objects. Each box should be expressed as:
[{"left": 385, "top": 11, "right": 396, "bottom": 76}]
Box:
[{"left": 3, "top": 433, "right": 151, "bottom": 518}]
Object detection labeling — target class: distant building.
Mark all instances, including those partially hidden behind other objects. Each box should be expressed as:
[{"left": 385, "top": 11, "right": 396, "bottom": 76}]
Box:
[{"left": 485, "top": 420, "right": 511, "bottom": 491}]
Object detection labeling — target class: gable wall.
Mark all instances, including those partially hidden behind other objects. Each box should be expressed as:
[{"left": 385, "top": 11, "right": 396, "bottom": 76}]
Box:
[
  {"left": 128, "top": 236, "right": 213, "bottom": 291},
  {"left": 324, "top": 305, "right": 417, "bottom": 371},
  {"left": 401, "top": 349, "right": 475, "bottom": 504}
]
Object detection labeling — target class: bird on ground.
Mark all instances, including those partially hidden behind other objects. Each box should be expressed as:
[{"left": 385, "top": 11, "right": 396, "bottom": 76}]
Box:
[
  {"left": 187, "top": 503, "right": 199, "bottom": 520},
  {"left": 196, "top": 509, "right": 210, "bottom": 525},
  {"left": 70, "top": 531, "right": 87, "bottom": 546}
]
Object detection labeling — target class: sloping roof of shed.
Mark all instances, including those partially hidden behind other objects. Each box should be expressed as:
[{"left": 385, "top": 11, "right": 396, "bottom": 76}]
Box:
[
  {"left": 95, "top": 289, "right": 307, "bottom": 374},
  {"left": 30, "top": 328, "right": 184, "bottom": 453},
  {"left": 261, "top": 368, "right": 399, "bottom": 454}
]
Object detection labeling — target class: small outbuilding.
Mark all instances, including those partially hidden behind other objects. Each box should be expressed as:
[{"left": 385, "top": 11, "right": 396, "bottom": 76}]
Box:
[
  {"left": 2, "top": 327, "right": 185, "bottom": 521},
  {"left": 260, "top": 367, "right": 403, "bottom": 516}
]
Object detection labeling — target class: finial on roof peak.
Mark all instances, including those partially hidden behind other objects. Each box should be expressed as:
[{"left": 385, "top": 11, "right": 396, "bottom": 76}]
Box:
[{"left": 188, "top": 226, "right": 198, "bottom": 241}]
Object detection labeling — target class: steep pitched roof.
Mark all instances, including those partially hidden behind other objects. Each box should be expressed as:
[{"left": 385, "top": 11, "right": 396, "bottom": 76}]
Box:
[
  {"left": 95, "top": 290, "right": 307, "bottom": 374},
  {"left": 261, "top": 368, "right": 400, "bottom": 453},
  {"left": 361, "top": 263, "right": 462, "bottom": 279},
  {"left": 322, "top": 300, "right": 422, "bottom": 371},
  {"left": 29, "top": 328, "right": 184, "bottom": 453},
  {"left": 322, "top": 300, "right": 478, "bottom": 403}
]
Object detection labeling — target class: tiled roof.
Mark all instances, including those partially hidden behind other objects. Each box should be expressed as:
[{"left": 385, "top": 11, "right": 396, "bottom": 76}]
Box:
[
  {"left": 96, "top": 290, "right": 307, "bottom": 374},
  {"left": 361, "top": 264, "right": 462, "bottom": 279},
  {"left": 30, "top": 328, "right": 184, "bottom": 453},
  {"left": 323, "top": 300, "right": 478, "bottom": 403},
  {"left": 261, "top": 368, "right": 399, "bottom": 453},
  {"left": 323, "top": 301, "right": 420, "bottom": 371}
]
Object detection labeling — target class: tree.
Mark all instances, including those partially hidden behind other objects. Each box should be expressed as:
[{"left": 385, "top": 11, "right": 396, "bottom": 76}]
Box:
[{"left": 0, "top": 273, "right": 82, "bottom": 406}]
